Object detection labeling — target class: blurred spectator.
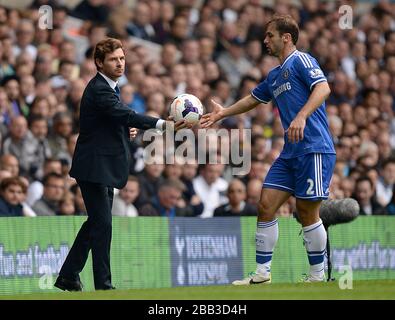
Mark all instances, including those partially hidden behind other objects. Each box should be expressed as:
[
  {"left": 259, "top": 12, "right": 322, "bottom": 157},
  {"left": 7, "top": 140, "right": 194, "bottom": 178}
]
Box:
[
  {"left": 19, "top": 74, "right": 35, "bottom": 106},
  {"left": 153, "top": 1, "right": 174, "bottom": 44},
  {"left": 31, "top": 172, "right": 65, "bottom": 216},
  {"left": 70, "top": 183, "right": 87, "bottom": 215},
  {"left": 34, "top": 45, "right": 54, "bottom": 81},
  {"left": 28, "top": 114, "right": 52, "bottom": 179},
  {"left": 62, "top": 133, "right": 78, "bottom": 169},
  {"left": 353, "top": 176, "right": 385, "bottom": 216},
  {"left": 79, "top": 59, "right": 96, "bottom": 83},
  {"left": 276, "top": 202, "right": 292, "bottom": 218},
  {"left": 214, "top": 178, "right": 258, "bottom": 216},
  {"left": 193, "top": 163, "right": 228, "bottom": 218},
  {"left": 48, "top": 111, "right": 73, "bottom": 159},
  {"left": 340, "top": 177, "right": 355, "bottom": 199},
  {"left": 12, "top": 19, "right": 36, "bottom": 60},
  {"left": 26, "top": 157, "right": 62, "bottom": 206},
  {"left": 0, "top": 87, "right": 13, "bottom": 128},
  {"left": 57, "top": 191, "right": 75, "bottom": 216},
  {"left": 0, "top": 154, "right": 19, "bottom": 177},
  {"left": 376, "top": 158, "right": 395, "bottom": 207},
  {"left": 112, "top": 176, "right": 139, "bottom": 217},
  {"left": 243, "top": 159, "right": 270, "bottom": 183},
  {"left": 167, "top": 15, "right": 189, "bottom": 47},
  {"left": 2, "top": 75, "right": 25, "bottom": 117},
  {"left": 0, "top": 176, "right": 26, "bottom": 217},
  {"left": 139, "top": 179, "right": 194, "bottom": 216},
  {"left": 2, "top": 115, "right": 38, "bottom": 177},
  {"left": 0, "top": 39, "right": 14, "bottom": 80},
  {"left": 181, "top": 160, "right": 204, "bottom": 216},
  {"left": 137, "top": 161, "right": 165, "bottom": 206},
  {"left": 328, "top": 115, "right": 343, "bottom": 145},
  {"left": 328, "top": 71, "right": 351, "bottom": 105},
  {"left": 216, "top": 37, "right": 253, "bottom": 90},
  {"left": 126, "top": 2, "right": 156, "bottom": 41},
  {"left": 251, "top": 135, "right": 270, "bottom": 162},
  {"left": 119, "top": 83, "right": 135, "bottom": 111}
]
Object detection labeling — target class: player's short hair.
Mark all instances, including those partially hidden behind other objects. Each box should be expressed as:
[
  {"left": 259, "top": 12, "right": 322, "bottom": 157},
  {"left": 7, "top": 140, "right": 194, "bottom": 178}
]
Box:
[
  {"left": 93, "top": 38, "right": 124, "bottom": 70},
  {"left": 266, "top": 14, "right": 299, "bottom": 45}
]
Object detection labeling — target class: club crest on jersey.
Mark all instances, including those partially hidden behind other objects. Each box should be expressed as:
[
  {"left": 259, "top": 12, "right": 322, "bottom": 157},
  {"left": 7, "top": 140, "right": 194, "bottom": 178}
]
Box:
[
  {"left": 282, "top": 69, "right": 289, "bottom": 79},
  {"left": 309, "top": 68, "right": 323, "bottom": 78}
]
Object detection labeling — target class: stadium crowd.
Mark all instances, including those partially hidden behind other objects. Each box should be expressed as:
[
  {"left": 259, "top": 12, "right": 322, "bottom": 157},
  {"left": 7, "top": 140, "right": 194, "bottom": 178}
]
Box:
[{"left": 0, "top": 0, "right": 395, "bottom": 217}]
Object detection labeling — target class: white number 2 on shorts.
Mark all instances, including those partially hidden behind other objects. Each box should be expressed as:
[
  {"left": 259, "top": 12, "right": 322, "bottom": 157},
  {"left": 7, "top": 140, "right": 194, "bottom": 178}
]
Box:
[{"left": 306, "top": 178, "right": 315, "bottom": 195}]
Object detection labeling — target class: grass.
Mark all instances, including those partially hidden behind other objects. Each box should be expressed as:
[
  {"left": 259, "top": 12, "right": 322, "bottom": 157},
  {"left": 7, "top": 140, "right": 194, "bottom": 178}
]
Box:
[{"left": 1, "top": 280, "right": 394, "bottom": 300}]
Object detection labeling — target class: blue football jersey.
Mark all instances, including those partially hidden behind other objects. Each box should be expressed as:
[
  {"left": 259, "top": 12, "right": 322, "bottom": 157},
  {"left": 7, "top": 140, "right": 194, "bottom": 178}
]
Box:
[{"left": 252, "top": 50, "right": 335, "bottom": 159}]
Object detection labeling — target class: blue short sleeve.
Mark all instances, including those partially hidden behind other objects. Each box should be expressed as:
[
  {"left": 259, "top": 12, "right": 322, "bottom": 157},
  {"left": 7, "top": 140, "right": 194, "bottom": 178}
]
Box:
[
  {"left": 294, "top": 53, "right": 327, "bottom": 90},
  {"left": 251, "top": 79, "right": 271, "bottom": 103}
]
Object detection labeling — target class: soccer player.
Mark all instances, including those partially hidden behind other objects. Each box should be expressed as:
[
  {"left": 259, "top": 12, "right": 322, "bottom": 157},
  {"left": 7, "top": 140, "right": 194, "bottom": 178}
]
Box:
[{"left": 201, "top": 14, "right": 336, "bottom": 283}]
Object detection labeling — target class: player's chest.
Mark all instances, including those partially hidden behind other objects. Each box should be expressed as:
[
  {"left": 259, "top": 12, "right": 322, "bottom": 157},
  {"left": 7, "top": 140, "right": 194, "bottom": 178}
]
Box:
[{"left": 270, "top": 68, "right": 293, "bottom": 99}]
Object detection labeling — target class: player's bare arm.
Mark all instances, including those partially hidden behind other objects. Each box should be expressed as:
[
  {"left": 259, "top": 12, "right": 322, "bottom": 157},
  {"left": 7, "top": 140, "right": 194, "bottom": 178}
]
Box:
[
  {"left": 287, "top": 81, "right": 331, "bottom": 144},
  {"left": 201, "top": 95, "right": 259, "bottom": 128}
]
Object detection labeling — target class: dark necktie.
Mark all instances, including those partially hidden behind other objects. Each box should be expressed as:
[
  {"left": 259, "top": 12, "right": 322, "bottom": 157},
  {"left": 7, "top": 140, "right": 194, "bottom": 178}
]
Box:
[{"left": 114, "top": 85, "right": 120, "bottom": 97}]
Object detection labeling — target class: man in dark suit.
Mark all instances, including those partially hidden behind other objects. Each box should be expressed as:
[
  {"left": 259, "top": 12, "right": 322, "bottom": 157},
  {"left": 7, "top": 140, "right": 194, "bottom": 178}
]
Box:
[{"left": 54, "top": 38, "right": 187, "bottom": 291}]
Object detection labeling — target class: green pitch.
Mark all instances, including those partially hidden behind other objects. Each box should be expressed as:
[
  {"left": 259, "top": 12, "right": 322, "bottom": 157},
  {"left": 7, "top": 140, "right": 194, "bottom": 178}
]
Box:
[{"left": 1, "top": 280, "right": 394, "bottom": 300}]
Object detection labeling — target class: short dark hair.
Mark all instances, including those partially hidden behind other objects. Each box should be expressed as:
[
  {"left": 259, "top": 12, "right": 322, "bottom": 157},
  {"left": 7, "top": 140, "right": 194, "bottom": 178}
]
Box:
[
  {"left": 0, "top": 177, "right": 27, "bottom": 194},
  {"left": 127, "top": 175, "right": 139, "bottom": 185},
  {"left": 381, "top": 157, "right": 395, "bottom": 169},
  {"left": 42, "top": 172, "right": 63, "bottom": 186},
  {"left": 93, "top": 38, "right": 124, "bottom": 70},
  {"left": 266, "top": 14, "right": 299, "bottom": 45},
  {"left": 356, "top": 176, "right": 373, "bottom": 189},
  {"left": 28, "top": 114, "right": 47, "bottom": 126},
  {"left": 58, "top": 59, "right": 74, "bottom": 70}
]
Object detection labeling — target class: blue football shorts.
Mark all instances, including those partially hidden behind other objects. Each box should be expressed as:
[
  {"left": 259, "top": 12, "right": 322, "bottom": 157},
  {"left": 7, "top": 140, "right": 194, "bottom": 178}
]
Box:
[{"left": 263, "top": 153, "right": 336, "bottom": 201}]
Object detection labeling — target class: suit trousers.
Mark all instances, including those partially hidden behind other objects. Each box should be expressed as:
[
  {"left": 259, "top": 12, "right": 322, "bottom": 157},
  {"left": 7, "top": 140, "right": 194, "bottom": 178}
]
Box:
[{"left": 59, "top": 180, "right": 114, "bottom": 290}]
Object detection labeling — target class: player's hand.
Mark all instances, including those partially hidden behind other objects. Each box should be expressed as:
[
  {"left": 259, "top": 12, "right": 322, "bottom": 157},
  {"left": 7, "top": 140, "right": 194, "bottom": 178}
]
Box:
[
  {"left": 129, "top": 127, "right": 138, "bottom": 139},
  {"left": 286, "top": 115, "right": 306, "bottom": 143},
  {"left": 165, "top": 116, "right": 194, "bottom": 131},
  {"left": 200, "top": 99, "right": 225, "bottom": 128}
]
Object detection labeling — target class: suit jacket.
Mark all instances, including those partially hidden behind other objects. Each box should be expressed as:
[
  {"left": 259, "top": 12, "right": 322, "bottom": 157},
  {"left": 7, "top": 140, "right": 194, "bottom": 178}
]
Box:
[{"left": 70, "top": 73, "right": 160, "bottom": 189}]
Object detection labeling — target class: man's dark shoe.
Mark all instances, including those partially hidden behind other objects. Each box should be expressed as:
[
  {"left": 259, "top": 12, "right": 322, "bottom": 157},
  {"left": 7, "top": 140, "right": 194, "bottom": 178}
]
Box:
[
  {"left": 54, "top": 276, "right": 83, "bottom": 292},
  {"left": 103, "top": 286, "right": 116, "bottom": 290}
]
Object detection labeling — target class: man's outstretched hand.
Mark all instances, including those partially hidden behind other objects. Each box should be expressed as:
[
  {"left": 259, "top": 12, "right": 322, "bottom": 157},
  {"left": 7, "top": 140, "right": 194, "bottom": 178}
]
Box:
[
  {"left": 165, "top": 116, "right": 194, "bottom": 131},
  {"left": 200, "top": 99, "right": 225, "bottom": 128}
]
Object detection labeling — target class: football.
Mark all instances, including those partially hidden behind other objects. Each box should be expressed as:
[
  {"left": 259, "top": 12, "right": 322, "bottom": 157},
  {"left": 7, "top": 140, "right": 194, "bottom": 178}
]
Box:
[{"left": 169, "top": 93, "right": 204, "bottom": 124}]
